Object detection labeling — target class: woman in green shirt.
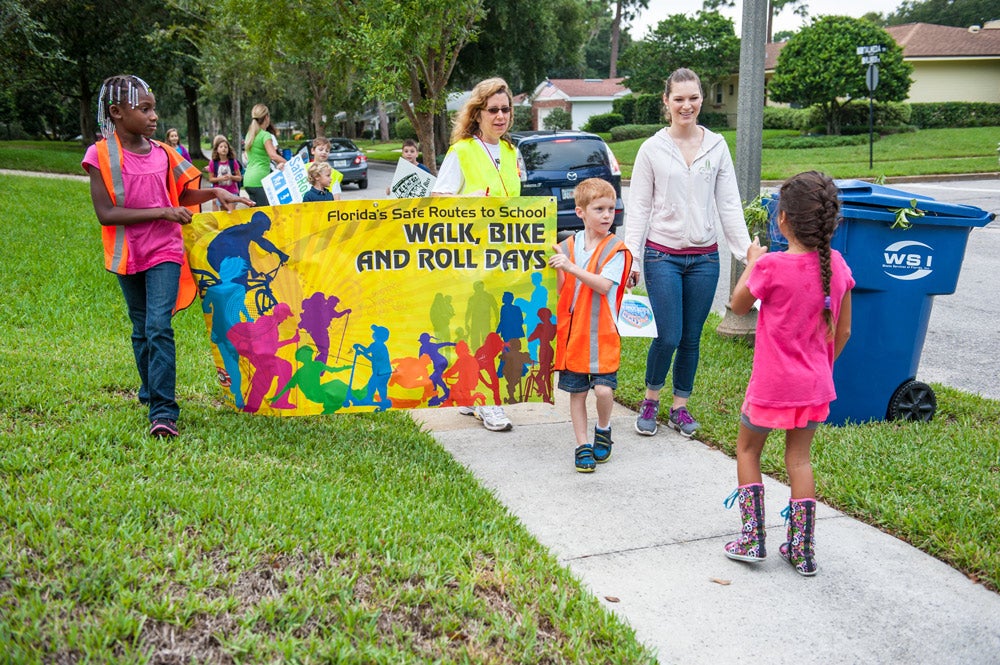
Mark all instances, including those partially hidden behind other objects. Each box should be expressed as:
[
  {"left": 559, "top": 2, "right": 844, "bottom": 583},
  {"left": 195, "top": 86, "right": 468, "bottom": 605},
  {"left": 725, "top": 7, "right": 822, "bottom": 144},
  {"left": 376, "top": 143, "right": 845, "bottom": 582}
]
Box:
[{"left": 242, "top": 103, "right": 287, "bottom": 207}]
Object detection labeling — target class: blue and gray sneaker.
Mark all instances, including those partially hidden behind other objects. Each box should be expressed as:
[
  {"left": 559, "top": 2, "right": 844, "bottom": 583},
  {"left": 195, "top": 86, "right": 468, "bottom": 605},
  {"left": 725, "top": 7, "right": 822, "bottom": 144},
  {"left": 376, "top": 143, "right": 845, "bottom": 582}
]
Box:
[
  {"left": 635, "top": 399, "right": 659, "bottom": 436},
  {"left": 668, "top": 406, "right": 699, "bottom": 438}
]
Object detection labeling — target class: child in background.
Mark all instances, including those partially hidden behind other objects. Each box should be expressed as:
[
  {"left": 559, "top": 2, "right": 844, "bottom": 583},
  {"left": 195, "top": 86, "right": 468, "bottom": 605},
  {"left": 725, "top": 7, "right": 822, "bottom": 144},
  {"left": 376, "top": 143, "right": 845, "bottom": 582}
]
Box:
[
  {"left": 303, "top": 161, "right": 334, "bottom": 202},
  {"left": 164, "top": 127, "right": 192, "bottom": 161},
  {"left": 724, "top": 170, "right": 854, "bottom": 576},
  {"left": 82, "top": 74, "right": 252, "bottom": 438},
  {"left": 310, "top": 136, "right": 343, "bottom": 200},
  {"left": 205, "top": 135, "right": 243, "bottom": 211},
  {"left": 549, "top": 178, "right": 632, "bottom": 473},
  {"left": 401, "top": 138, "right": 431, "bottom": 173}
]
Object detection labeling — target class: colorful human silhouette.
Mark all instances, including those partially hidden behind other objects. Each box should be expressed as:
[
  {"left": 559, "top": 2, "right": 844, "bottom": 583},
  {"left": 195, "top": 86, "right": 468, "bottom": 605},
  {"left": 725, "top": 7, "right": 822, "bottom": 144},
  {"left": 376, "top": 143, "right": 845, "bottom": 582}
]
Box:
[
  {"left": 271, "top": 346, "right": 353, "bottom": 414},
  {"left": 474, "top": 332, "right": 505, "bottom": 405},
  {"left": 389, "top": 356, "right": 436, "bottom": 409},
  {"left": 514, "top": 272, "right": 549, "bottom": 361},
  {"left": 418, "top": 332, "right": 456, "bottom": 406},
  {"left": 207, "top": 210, "right": 289, "bottom": 286},
  {"left": 429, "top": 293, "right": 455, "bottom": 343},
  {"left": 201, "top": 256, "right": 253, "bottom": 408},
  {"left": 496, "top": 291, "right": 525, "bottom": 342},
  {"left": 465, "top": 280, "right": 499, "bottom": 351},
  {"left": 347, "top": 324, "right": 393, "bottom": 411},
  {"left": 226, "top": 302, "right": 299, "bottom": 412},
  {"left": 500, "top": 338, "right": 533, "bottom": 404},
  {"left": 526, "top": 307, "right": 556, "bottom": 402},
  {"left": 299, "top": 292, "right": 351, "bottom": 363},
  {"left": 442, "top": 340, "right": 485, "bottom": 407}
]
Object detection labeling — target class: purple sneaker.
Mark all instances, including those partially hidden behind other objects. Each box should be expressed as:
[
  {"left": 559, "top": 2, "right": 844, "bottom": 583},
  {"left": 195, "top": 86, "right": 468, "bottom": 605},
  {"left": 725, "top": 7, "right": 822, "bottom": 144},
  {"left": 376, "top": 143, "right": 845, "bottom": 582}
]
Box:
[
  {"left": 668, "top": 406, "right": 699, "bottom": 438},
  {"left": 635, "top": 399, "right": 659, "bottom": 436}
]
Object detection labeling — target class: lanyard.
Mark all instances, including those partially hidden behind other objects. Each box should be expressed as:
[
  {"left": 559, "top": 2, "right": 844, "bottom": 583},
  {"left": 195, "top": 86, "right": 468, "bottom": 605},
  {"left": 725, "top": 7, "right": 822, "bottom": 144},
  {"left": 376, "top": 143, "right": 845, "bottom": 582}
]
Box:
[{"left": 475, "top": 135, "right": 508, "bottom": 196}]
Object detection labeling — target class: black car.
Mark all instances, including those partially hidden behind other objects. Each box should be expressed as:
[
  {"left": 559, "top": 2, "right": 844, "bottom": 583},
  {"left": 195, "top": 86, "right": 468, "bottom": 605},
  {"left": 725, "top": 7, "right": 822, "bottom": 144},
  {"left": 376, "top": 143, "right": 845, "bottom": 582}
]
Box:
[
  {"left": 512, "top": 131, "right": 624, "bottom": 238},
  {"left": 294, "top": 138, "right": 369, "bottom": 189}
]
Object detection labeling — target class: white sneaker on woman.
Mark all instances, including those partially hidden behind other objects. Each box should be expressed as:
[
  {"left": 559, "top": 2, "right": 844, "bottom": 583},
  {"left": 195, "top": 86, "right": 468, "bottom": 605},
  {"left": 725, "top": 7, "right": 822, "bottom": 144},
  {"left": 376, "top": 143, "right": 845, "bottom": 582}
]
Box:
[{"left": 475, "top": 405, "right": 513, "bottom": 431}]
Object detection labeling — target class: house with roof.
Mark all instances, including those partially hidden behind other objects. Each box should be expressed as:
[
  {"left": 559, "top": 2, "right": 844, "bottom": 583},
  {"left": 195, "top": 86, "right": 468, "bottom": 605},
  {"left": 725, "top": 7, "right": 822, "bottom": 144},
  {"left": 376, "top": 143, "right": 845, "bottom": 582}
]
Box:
[
  {"left": 711, "top": 21, "right": 1000, "bottom": 125},
  {"left": 526, "top": 78, "right": 632, "bottom": 130}
]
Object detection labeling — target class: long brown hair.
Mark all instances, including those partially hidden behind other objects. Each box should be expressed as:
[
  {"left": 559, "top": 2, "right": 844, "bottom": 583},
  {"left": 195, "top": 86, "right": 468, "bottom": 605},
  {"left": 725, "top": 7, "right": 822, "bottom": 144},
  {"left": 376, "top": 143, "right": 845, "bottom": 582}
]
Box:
[
  {"left": 450, "top": 77, "right": 514, "bottom": 147},
  {"left": 778, "top": 171, "right": 842, "bottom": 339}
]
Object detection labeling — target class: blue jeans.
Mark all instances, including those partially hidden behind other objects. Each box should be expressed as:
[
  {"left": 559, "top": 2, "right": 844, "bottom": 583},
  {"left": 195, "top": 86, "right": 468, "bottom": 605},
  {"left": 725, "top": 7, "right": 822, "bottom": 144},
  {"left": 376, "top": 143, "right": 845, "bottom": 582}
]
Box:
[
  {"left": 643, "top": 247, "right": 720, "bottom": 398},
  {"left": 117, "top": 262, "right": 180, "bottom": 422}
]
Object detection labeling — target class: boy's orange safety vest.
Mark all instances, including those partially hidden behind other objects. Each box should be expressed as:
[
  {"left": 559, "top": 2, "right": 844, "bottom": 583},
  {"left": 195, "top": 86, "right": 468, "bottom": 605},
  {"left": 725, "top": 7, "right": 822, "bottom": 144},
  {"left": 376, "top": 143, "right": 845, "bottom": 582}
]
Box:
[
  {"left": 555, "top": 233, "right": 633, "bottom": 374},
  {"left": 95, "top": 133, "right": 202, "bottom": 313}
]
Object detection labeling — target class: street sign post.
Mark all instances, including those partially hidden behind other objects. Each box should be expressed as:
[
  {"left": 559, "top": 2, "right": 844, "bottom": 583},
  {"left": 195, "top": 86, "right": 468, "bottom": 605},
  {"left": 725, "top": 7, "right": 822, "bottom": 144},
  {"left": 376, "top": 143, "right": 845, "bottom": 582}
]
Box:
[{"left": 858, "top": 45, "right": 885, "bottom": 169}]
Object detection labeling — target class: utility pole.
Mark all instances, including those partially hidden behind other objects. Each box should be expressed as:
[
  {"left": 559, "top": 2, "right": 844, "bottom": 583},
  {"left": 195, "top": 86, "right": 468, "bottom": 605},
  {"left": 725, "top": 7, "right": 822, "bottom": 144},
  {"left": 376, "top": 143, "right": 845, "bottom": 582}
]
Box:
[{"left": 716, "top": 0, "right": 769, "bottom": 342}]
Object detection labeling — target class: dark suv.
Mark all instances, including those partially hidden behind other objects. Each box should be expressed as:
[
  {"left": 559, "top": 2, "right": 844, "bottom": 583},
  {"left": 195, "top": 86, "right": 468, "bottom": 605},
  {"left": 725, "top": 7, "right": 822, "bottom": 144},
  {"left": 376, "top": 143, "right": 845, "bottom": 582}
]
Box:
[
  {"left": 512, "top": 131, "right": 624, "bottom": 237},
  {"left": 294, "top": 138, "right": 368, "bottom": 189}
]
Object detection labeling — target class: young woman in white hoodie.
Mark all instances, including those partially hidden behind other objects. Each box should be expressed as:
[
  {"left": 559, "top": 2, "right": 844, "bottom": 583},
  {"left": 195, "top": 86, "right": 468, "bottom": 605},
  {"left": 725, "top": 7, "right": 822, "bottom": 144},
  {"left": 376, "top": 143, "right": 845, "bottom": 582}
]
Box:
[{"left": 624, "top": 68, "right": 751, "bottom": 438}]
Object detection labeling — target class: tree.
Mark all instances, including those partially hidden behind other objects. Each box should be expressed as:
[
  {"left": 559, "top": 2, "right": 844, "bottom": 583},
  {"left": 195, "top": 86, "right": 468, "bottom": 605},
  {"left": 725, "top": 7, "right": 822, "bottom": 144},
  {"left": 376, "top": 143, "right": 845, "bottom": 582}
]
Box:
[
  {"left": 359, "top": 0, "right": 486, "bottom": 173},
  {"left": 609, "top": 0, "right": 649, "bottom": 77},
  {"left": 542, "top": 107, "right": 572, "bottom": 130},
  {"left": 453, "top": 0, "right": 587, "bottom": 92},
  {"left": 885, "top": 0, "right": 997, "bottom": 27},
  {"left": 769, "top": 16, "right": 912, "bottom": 134},
  {"left": 619, "top": 11, "right": 740, "bottom": 94},
  {"left": 704, "top": 0, "right": 809, "bottom": 42}
]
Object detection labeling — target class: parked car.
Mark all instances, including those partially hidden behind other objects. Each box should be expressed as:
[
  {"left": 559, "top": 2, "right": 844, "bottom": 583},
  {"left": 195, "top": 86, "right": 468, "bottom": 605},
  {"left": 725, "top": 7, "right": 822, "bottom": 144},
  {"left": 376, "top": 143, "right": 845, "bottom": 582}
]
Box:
[
  {"left": 512, "top": 130, "right": 624, "bottom": 238},
  {"left": 294, "top": 138, "right": 368, "bottom": 189}
]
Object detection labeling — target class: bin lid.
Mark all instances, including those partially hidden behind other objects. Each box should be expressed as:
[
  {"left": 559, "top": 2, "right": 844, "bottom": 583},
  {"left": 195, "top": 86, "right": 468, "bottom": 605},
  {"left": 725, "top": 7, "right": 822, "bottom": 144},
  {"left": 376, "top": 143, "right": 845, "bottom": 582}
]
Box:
[{"left": 835, "top": 180, "right": 995, "bottom": 228}]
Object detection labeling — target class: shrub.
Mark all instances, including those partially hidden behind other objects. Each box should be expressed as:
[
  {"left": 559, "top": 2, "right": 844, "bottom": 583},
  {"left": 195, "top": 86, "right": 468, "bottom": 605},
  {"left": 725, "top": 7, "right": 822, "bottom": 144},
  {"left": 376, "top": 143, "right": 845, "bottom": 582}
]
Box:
[
  {"left": 511, "top": 106, "right": 532, "bottom": 131},
  {"left": 610, "top": 124, "right": 662, "bottom": 141},
  {"left": 583, "top": 113, "right": 625, "bottom": 133},
  {"left": 699, "top": 112, "right": 728, "bottom": 129},
  {"left": 909, "top": 102, "right": 1000, "bottom": 128},
  {"left": 762, "top": 106, "right": 810, "bottom": 130},
  {"left": 839, "top": 101, "right": 911, "bottom": 127},
  {"left": 393, "top": 116, "right": 417, "bottom": 140},
  {"left": 612, "top": 96, "right": 635, "bottom": 124},
  {"left": 634, "top": 94, "right": 665, "bottom": 124},
  {"left": 543, "top": 107, "right": 572, "bottom": 130}
]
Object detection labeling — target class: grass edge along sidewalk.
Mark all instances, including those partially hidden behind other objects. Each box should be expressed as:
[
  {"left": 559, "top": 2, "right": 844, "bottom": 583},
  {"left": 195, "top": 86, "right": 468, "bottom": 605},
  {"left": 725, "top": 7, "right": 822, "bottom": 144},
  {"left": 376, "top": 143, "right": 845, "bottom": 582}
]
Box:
[{"left": 0, "top": 175, "right": 656, "bottom": 663}]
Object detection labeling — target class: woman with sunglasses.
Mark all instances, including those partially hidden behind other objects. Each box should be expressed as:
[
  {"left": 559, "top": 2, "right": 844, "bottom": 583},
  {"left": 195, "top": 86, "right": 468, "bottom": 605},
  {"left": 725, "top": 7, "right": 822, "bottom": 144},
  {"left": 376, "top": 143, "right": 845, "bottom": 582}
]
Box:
[{"left": 433, "top": 77, "right": 520, "bottom": 432}]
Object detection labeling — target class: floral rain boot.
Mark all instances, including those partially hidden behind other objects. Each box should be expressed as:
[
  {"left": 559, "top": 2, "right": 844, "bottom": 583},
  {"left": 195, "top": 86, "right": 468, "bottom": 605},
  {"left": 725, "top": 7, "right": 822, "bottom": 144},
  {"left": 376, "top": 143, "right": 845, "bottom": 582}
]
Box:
[
  {"left": 723, "top": 483, "right": 767, "bottom": 563},
  {"left": 780, "top": 498, "right": 818, "bottom": 576}
]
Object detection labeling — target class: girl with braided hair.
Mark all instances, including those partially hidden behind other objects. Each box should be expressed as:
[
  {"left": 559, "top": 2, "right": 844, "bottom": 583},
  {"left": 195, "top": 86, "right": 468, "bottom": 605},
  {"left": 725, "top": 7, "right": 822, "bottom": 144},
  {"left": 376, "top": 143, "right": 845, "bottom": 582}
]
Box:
[
  {"left": 722, "top": 171, "right": 854, "bottom": 576},
  {"left": 82, "top": 74, "right": 252, "bottom": 438}
]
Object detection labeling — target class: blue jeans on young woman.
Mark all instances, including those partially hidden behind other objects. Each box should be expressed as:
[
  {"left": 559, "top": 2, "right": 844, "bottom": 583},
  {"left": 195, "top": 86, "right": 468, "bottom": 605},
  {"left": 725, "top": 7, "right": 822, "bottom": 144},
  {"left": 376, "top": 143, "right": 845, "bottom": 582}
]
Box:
[
  {"left": 117, "top": 261, "right": 180, "bottom": 422},
  {"left": 642, "top": 246, "right": 720, "bottom": 398}
]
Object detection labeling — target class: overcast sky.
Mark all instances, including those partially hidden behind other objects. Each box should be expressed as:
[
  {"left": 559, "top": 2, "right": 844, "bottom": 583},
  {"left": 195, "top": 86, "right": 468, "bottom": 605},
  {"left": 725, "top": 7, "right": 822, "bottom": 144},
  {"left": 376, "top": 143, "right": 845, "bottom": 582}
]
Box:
[{"left": 629, "top": 0, "right": 907, "bottom": 38}]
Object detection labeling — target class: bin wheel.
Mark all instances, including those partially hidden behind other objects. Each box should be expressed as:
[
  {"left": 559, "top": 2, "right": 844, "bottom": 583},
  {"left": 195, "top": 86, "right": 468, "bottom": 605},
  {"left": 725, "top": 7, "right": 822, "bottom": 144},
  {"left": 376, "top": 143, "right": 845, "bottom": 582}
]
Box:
[{"left": 887, "top": 380, "right": 936, "bottom": 422}]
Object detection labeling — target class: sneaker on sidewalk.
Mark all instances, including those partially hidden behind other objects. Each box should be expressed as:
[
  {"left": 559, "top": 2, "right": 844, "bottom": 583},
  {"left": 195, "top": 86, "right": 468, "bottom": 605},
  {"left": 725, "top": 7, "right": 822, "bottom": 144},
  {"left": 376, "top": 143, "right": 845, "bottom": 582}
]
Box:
[
  {"left": 668, "top": 406, "right": 699, "bottom": 438},
  {"left": 635, "top": 399, "right": 659, "bottom": 436},
  {"left": 457, "top": 406, "right": 476, "bottom": 416},
  {"left": 476, "top": 405, "right": 513, "bottom": 432}
]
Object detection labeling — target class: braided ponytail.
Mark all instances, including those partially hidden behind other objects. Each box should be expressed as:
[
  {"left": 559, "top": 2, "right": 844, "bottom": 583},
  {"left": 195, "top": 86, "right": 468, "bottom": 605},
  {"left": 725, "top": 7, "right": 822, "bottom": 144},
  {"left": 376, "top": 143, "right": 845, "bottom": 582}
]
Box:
[{"left": 778, "top": 171, "right": 841, "bottom": 339}]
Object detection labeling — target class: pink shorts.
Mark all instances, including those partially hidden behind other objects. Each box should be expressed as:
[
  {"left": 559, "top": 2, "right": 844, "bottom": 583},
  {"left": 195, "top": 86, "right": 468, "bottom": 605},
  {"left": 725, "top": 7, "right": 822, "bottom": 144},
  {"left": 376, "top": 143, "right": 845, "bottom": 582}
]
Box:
[{"left": 741, "top": 400, "right": 830, "bottom": 432}]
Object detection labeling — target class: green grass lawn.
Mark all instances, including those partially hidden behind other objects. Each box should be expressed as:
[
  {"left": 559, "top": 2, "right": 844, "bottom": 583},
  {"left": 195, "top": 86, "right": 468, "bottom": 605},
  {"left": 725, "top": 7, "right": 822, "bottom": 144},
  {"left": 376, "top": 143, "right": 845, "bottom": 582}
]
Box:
[{"left": 0, "top": 176, "right": 656, "bottom": 663}]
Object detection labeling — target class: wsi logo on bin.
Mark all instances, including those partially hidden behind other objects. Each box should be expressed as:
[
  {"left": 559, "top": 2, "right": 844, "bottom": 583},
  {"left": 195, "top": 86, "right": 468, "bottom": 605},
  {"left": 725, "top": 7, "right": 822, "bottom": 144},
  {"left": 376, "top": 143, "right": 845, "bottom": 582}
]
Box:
[{"left": 882, "top": 240, "right": 933, "bottom": 281}]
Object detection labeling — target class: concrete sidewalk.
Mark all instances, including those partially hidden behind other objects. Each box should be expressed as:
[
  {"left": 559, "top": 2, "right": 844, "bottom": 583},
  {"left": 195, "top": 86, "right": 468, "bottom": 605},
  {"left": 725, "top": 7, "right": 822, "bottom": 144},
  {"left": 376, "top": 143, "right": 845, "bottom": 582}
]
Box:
[{"left": 415, "top": 398, "right": 1000, "bottom": 664}]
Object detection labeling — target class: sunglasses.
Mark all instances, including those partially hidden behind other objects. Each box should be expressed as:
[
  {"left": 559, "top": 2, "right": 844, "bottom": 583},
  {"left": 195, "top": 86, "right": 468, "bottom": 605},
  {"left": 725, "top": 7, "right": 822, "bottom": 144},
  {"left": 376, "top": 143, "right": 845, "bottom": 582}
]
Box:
[{"left": 483, "top": 106, "right": 511, "bottom": 115}]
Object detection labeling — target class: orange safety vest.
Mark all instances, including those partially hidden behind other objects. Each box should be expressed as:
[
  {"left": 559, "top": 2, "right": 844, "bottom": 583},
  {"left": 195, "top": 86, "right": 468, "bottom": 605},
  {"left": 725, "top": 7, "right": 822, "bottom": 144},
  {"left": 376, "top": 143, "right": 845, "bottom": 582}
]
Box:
[
  {"left": 554, "top": 233, "right": 633, "bottom": 374},
  {"left": 95, "top": 134, "right": 201, "bottom": 313}
]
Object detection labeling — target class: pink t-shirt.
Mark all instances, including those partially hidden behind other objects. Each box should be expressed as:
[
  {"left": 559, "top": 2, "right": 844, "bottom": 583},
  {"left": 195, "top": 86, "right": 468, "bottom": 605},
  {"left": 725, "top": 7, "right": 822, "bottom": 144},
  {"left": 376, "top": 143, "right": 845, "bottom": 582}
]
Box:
[
  {"left": 745, "top": 249, "right": 855, "bottom": 408},
  {"left": 82, "top": 142, "right": 184, "bottom": 273}
]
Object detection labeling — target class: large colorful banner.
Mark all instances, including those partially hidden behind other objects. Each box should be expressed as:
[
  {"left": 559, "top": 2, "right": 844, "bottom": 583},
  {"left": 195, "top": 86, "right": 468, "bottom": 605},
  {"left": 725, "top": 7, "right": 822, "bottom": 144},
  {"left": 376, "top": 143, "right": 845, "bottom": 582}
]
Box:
[{"left": 184, "top": 196, "right": 557, "bottom": 415}]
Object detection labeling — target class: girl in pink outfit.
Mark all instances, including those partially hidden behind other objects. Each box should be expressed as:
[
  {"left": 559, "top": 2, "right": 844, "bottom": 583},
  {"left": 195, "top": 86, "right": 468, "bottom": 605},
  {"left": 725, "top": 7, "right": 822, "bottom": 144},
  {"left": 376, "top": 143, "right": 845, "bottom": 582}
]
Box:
[{"left": 724, "top": 171, "right": 855, "bottom": 576}]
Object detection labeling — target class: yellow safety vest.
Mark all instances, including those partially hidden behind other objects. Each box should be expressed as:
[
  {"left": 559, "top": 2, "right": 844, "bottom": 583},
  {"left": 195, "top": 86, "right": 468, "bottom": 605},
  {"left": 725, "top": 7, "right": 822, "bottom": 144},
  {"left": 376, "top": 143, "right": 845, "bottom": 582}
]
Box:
[{"left": 450, "top": 137, "right": 521, "bottom": 197}]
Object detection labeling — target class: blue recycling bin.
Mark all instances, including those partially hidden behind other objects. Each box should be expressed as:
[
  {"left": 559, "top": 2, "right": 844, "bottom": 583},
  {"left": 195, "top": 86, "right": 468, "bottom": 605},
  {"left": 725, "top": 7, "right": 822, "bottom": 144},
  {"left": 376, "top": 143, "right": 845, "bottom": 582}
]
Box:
[{"left": 765, "top": 180, "right": 994, "bottom": 425}]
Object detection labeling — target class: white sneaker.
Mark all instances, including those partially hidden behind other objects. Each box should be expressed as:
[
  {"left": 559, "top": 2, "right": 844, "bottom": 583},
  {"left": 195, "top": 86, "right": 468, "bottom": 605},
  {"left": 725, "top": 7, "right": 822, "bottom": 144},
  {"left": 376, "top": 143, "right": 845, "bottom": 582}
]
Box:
[
  {"left": 476, "top": 405, "right": 513, "bottom": 432},
  {"left": 457, "top": 406, "right": 476, "bottom": 416}
]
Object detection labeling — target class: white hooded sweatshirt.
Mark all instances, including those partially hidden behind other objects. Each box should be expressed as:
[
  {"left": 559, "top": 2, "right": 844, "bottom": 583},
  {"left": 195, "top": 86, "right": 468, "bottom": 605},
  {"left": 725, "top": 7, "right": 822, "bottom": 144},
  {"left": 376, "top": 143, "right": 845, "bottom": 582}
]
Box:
[{"left": 623, "top": 126, "right": 751, "bottom": 279}]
